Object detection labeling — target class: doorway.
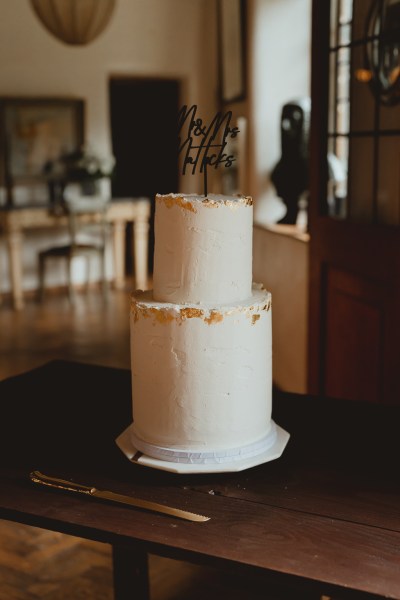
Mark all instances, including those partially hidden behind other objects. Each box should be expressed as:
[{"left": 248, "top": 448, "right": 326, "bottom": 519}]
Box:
[
  {"left": 109, "top": 77, "right": 180, "bottom": 273},
  {"left": 308, "top": 0, "right": 400, "bottom": 405}
]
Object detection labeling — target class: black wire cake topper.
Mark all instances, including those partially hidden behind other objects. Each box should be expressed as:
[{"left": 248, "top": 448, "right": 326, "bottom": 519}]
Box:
[{"left": 178, "top": 105, "right": 240, "bottom": 197}]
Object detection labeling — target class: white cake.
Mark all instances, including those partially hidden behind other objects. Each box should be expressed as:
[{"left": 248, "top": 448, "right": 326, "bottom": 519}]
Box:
[{"left": 120, "top": 193, "right": 289, "bottom": 472}]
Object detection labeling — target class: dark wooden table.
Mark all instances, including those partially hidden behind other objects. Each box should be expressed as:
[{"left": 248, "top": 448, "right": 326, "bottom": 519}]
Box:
[{"left": 0, "top": 361, "right": 399, "bottom": 600}]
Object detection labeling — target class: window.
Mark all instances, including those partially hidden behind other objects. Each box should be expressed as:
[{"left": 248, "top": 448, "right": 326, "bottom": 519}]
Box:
[{"left": 327, "top": 0, "right": 400, "bottom": 224}]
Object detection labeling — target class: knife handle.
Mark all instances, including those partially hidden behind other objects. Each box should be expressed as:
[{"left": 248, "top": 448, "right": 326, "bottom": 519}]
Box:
[{"left": 30, "top": 470, "right": 95, "bottom": 495}]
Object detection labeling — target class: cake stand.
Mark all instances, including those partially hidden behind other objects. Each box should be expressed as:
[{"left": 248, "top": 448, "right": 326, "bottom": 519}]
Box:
[{"left": 116, "top": 421, "right": 290, "bottom": 474}]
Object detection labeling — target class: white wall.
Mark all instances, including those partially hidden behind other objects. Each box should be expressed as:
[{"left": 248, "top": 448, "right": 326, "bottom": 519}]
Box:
[
  {"left": 248, "top": 0, "right": 311, "bottom": 224},
  {"left": 253, "top": 224, "right": 309, "bottom": 393},
  {"left": 246, "top": 0, "right": 311, "bottom": 392},
  {"left": 0, "top": 0, "right": 218, "bottom": 292},
  {"left": 0, "top": 0, "right": 217, "bottom": 159}
]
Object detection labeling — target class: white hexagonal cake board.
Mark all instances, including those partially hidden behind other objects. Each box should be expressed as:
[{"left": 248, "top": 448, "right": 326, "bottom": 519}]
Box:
[{"left": 116, "top": 421, "right": 290, "bottom": 474}]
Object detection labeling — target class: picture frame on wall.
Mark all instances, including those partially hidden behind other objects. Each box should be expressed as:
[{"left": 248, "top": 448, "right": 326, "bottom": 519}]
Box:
[
  {"left": 0, "top": 97, "right": 84, "bottom": 206},
  {"left": 218, "top": 0, "right": 246, "bottom": 104}
]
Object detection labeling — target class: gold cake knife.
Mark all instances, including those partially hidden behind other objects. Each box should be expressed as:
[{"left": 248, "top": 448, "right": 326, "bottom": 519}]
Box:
[{"left": 30, "top": 471, "right": 210, "bottom": 523}]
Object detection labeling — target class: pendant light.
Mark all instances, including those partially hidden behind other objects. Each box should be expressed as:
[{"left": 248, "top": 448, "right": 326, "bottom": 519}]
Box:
[{"left": 30, "top": 0, "right": 116, "bottom": 46}]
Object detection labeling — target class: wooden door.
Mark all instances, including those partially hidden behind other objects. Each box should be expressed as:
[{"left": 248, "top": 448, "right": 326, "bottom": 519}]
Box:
[
  {"left": 109, "top": 77, "right": 180, "bottom": 271},
  {"left": 308, "top": 0, "right": 400, "bottom": 405}
]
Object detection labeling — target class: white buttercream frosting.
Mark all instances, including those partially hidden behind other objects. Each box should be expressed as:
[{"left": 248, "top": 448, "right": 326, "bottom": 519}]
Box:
[
  {"left": 153, "top": 193, "right": 253, "bottom": 305},
  {"left": 130, "top": 286, "right": 272, "bottom": 454}
]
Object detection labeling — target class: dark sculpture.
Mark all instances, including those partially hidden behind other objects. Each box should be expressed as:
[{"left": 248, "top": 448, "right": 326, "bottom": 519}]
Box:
[{"left": 270, "top": 98, "right": 311, "bottom": 225}]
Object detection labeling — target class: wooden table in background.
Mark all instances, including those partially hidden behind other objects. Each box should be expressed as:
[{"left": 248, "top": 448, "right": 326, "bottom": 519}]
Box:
[
  {"left": 0, "top": 198, "right": 151, "bottom": 309},
  {"left": 0, "top": 361, "right": 399, "bottom": 600}
]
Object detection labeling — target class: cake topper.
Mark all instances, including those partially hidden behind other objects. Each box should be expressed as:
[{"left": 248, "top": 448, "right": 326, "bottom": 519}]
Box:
[{"left": 178, "top": 105, "right": 239, "bottom": 197}]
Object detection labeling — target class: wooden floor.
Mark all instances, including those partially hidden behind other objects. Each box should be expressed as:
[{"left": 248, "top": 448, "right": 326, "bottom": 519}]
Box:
[
  {"left": 0, "top": 289, "right": 268, "bottom": 600},
  {"left": 0, "top": 289, "right": 131, "bottom": 382}
]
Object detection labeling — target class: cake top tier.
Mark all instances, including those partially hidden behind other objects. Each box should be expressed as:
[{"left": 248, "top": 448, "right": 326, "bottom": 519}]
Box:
[{"left": 152, "top": 193, "right": 253, "bottom": 306}]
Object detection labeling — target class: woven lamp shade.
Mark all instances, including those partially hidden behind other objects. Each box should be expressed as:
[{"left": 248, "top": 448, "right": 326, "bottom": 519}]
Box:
[{"left": 30, "top": 0, "right": 116, "bottom": 45}]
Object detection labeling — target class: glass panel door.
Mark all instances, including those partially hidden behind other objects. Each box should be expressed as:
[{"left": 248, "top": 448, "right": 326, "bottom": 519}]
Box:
[{"left": 327, "top": 0, "right": 400, "bottom": 224}]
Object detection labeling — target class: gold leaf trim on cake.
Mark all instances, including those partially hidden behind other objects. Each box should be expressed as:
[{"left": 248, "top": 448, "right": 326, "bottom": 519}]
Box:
[
  {"left": 201, "top": 196, "right": 252, "bottom": 209},
  {"left": 201, "top": 199, "right": 220, "bottom": 208},
  {"left": 180, "top": 307, "right": 204, "bottom": 319},
  {"left": 157, "top": 195, "right": 197, "bottom": 213},
  {"left": 132, "top": 302, "right": 271, "bottom": 323},
  {"left": 156, "top": 194, "right": 252, "bottom": 211},
  {"left": 224, "top": 196, "right": 252, "bottom": 207},
  {"left": 204, "top": 310, "right": 224, "bottom": 325},
  {"left": 131, "top": 289, "right": 271, "bottom": 325},
  {"left": 132, "top": 304, "right": 176, "bottom": 324}
]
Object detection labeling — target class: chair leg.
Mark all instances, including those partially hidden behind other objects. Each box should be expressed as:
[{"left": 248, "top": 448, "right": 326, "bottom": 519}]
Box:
[
  {"left": 85, "top": 256, "right": 91, "bottom": 293},
  {"left": 38, "top": 255, "right": 46, "bottom": 302},
  {"left": 67, "top": 257, "right": 75, "bottom": 304},
  {"left": 100, "top": 249, "right": 108, "bottom": 301}
]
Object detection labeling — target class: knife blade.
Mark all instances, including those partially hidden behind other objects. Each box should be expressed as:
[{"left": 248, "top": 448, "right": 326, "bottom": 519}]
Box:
[{"left": 30, "top": 471, "right": 210, "bottom": 523}]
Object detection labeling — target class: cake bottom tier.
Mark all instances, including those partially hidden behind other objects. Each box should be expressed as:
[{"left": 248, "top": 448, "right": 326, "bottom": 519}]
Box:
[{"left": 130, "top": 285, "right": 272, "bottom": 461}]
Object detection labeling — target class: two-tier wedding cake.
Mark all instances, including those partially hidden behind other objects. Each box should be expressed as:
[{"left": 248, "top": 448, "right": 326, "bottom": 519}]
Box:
[{"left": 116, "top": 193, "right": 289, "bottom": 473}]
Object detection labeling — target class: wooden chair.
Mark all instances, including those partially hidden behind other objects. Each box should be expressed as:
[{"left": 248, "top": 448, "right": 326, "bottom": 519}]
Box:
[{"left": 38, "top": 193, "right": 109, "bottom": 303}]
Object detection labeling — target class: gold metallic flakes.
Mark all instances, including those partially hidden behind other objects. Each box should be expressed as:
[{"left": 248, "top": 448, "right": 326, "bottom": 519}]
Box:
[
  {"left": 157, "top": 196, "right": 197, "bottom": 213},
  {"left": 204, "top": 311, "right": 224, "bottom": 325},
  {"left": 131, "top": 289, "right": 271, "bottom": 325},
  {"left": 180, "top": 307, "right": 204, "bottom": 320},
  {"left": 235, "top": 195, "right": 253, "bottom": 206},
  {"left": 201, "top": 196, "right": 253, "bottom": 209},
  {"left": 157, "top": 194, "right": 252, "bottom": 212},
  {"left": 132, "top": 302, "right": 269, "bottom": 324},
  {"left": 201, "top": 199, "right": 220, "bottom": 208},
  {"left": 132, "top": 304, "right": 175, "bottom": 324}
]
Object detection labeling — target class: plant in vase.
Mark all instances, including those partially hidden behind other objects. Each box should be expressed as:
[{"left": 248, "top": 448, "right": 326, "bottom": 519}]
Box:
[{"left": 44, "top": 145, "right": 115, "bottom": 211}]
